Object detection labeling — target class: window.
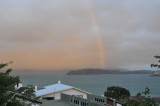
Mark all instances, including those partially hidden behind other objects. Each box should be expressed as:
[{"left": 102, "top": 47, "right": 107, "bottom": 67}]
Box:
[
  {"left": 94, "top": 97, "right": 105, "bottom": 103},
  {"left": 80, "top": 101, "right": 88, "bottom": 106},
  {"left": 70, "top": 99, "right": 72, "bottom": 102},
  {"left": 42, "top": 97, "right": 54, "bottom": 100},
  {"left": 95, "top": 98, "right": 97, "bottom": 101}
]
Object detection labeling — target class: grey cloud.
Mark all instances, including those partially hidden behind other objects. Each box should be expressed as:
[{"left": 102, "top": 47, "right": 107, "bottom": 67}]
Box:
[{"left": 0, "top": 0, "right": 160, "bottom": 70}]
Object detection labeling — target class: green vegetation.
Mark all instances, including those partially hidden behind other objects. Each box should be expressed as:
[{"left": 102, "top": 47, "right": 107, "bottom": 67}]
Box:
[
  {"left": 124, "top": 87, "right": 156, "bottom": 106},
  {"left": 104, "top": 86, "right": 130, "bottom": 100},
  {"left": 0, "top": 62, "right": 39, "bottom": 106},
  {"left": 124, "top": 98, "right": 156, "bottom": 106},
  {"left": 104, "top": 86, "right": 156, "bottom": 106},
  {"left": 151, "top": 55, "right": 160, "bottom": 68}
]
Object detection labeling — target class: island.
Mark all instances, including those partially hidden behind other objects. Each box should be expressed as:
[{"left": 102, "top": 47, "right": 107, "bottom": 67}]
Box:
[
  {"left": 66, "top": 69, "right": 154, "bottom": 75},
  {"left": 150, "top": 72, "right": 160, "bottom": 77}
]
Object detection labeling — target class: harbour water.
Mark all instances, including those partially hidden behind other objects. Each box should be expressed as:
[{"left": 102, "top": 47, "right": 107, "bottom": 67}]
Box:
[{"left": 19, "top": 72, "right": 160, "bottom": 97}]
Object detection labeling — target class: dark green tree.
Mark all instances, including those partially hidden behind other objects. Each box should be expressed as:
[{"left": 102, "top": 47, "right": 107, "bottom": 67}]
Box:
[
  {"left": 22, "top": 85, "right": 38, "bottom": 100},
  {"left": 0, "top": 62, "right": 20, "bottom": 105},
  {"left": 0, "top": 62, "right": 39, "bottom": 106},
  {"left": 151, "top": 55, "right": 160, "bottom": 68},
  {"left": 125, "top": 99, "right": 156, "bottom": 106},
  {"left": 124, "top": 87, "right": 156, "bottom": 106},
  {"left": 142, "top": 87, "right": 150, "bottom": 96},
  {"left": 124, "top": 100, "right": 140, "bottom": 106},
  {"left": 104, "top": 86, "right": 130, "bottom": 100}
]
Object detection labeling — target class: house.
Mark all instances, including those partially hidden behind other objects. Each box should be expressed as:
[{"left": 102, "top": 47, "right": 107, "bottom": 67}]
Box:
[
  {"left": 106, "top": 98, "right": 122, "bottom": 106},
  {"left": 40, "top": 93, "right": 123, "bottom": 106},
  {"left": 150, "top": 72, "right": 160, "bottom": 77},
  {"left": 60, "top": 93, "right": 123, "bottom": 106},
  {"left": 152, "top": 97, "right": 160, "bottom": 106},
  {"left": 35, "top": 81, "right": 91, "bottom": 100},
  {"left": 14, "top": 83, "right": 23, "bottom": 90},
  {"left": 87, "top": 94, "right": 122, "bottom": 106},
  {"left": 36, "top": 82, "right": 123, "bottom": 106},
  {"left": 129, "top": 96, "right": 145, "bottom": 101}
]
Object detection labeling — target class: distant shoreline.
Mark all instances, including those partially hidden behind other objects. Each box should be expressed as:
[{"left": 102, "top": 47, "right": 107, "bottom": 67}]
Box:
[{"left": 66, "top": 69, "right": 154, "bottom": 75}]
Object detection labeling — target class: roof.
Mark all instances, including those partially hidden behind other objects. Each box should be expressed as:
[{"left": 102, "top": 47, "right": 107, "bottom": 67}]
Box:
[
  {"left": 152, "top": 97, "right": 160, "bottom": 102},
  {"left": 35, "top": 81, "right": 90, "bottom": 97},
  {"left": 130, "top": 96, "right": 145, "bottom": 101}
]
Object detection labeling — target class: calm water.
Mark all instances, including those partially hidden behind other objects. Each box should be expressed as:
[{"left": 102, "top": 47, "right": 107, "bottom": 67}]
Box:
[{"left": 19, "top": 73, "right": 160, "bottom": 97}]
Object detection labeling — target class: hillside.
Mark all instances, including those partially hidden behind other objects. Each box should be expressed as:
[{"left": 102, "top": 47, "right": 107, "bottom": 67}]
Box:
[{"left": 66, "top": 69, "right": 153, "bottom": 75}]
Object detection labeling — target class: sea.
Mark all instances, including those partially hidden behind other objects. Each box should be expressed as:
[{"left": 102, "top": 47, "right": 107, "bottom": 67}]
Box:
[{"left": 18, "top": 72, "right": 160, "bottom": 97}]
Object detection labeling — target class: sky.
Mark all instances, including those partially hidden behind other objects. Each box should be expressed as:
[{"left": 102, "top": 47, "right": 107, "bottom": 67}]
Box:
[{"left": 0, "top": 0, "right": 160, "bottom": 71}]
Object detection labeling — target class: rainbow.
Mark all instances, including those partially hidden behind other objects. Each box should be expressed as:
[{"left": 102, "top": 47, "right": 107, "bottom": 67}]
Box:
[{"left": 86, "top": 1, "right": 106, "bottom": 69}]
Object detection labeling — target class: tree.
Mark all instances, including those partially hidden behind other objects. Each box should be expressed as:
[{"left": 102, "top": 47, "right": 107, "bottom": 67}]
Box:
[
  {"left": 151, "top": 55, "right": 160, "bottom": 68},
  {"left": 104, "top": 86, "right": 130, "bottom": 100},
  {"left": 124, "top": 99, "right": 156, "bottom": 106},
  {"left": 124, "top": 87, "right": 156, "bottom": 106},
  {"left": 142, "top": 87, "right": 150, "bottom": 96},
  {"left": 0, "top": 62, "right": 39, "bottom": 106},
  {"left": 111, "top": 55, "right": 160, "bottom": 106},
  {"left": 22, "top": 85, "right": 36, "bottom": 98},
  {"left": 0, "top": 62, "right": 19, "bottom": 105},
  {"left": 124, "top": 100, "right": 140, "bottom": 106}
]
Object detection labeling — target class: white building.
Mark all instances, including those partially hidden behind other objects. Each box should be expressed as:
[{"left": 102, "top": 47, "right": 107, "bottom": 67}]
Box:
[
  {"left": 35, "top": 81, "right": 90, "bottom": 100},
  {"left": 14, "top": 83, "right": 23, "bottom": 90}
]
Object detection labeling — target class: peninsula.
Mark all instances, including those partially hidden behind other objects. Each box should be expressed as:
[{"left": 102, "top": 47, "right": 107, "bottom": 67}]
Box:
[{"left": 66, "top": 69, "right": 153, "bottom": 75}]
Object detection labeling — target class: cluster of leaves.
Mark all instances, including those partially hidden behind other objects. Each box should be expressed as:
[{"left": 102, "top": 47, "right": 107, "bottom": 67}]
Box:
[
  {"left": 104, "top": 86, "right": 156, "bottom": 106},
  {"left": 124, "top": 87, "right": 156, "bottom": 106},
  {"left": 104, "top": 86, "right": 130, "bottom": 100},
  {"left": 151, "top": 55, "right": 160, "bottom": 68},
  {"left": 0, "top": 62, "right": 19, "bottom": 105},
  {"left": 22, "top": 85, "right": 35, "bottom": 98},
  {"left": 124, "top": 55, "right": 160, "bottom": 106},
  {"left": 124, "top": 98, "right": 156, "bottom": 106},
  {"left": 0, "top": 62, "right": 38, "bottom": 106},
  {"left": 22, "top": 85, "right": 39, "bottom": 101}
]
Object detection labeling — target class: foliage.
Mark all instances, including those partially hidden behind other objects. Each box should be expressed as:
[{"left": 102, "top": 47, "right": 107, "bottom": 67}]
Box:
[
  {"left": 135, "top": 92, "right": 141, "bottom": 97},
  {"left": 104, "top": 86, "right": 130, "bottom": 100},
  {"left": 124, "top": 99, "right": 156, "bottom": 106},
  {"left": 151, "top": 55, "right": 160, "bottom": 68},
  {"left": 0, "top": 62, "right": 19, "bottom": 105},
  {"left": 124, "top": 87, "right": 156, "bottom": 106},
  {"left": 124, "top": 100, "right": 140, "bottom": 106},
  {"left": 6, "top": 99, "right": 24, "bottom": 106},
  {"left": 124, "top": 98, "right": 156, "bottom": 106},
  {"left": 22, "top": 85, "right": 39, "bottom": 101},
  {"left": 0, "top": 62, "right": 38, "bottom": 106},
  {"left": 22, "top": 85, "right": 35, "bottom": 97},
  {"left": 142, "top": 87, "right": 150, "bottom": 96}
]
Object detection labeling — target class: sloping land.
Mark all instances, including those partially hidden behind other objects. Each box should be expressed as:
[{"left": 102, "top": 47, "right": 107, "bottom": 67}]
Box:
[{"left": 67, "top": 69, "right": 153, "bottom": 75}]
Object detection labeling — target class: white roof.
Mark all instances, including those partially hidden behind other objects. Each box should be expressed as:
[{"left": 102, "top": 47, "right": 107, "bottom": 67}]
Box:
[{"left": 35, "top": 81, "right": 90, "bottom": 97}]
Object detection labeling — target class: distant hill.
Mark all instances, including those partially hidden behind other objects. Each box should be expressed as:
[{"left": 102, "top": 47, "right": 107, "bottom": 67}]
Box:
[{"left": 66, "top": 69, "right": 154, "bottom": 75}]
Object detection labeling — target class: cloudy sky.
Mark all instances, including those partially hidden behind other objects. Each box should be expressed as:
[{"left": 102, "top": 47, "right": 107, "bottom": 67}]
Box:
[{"left": 0, "top": 0, "right": 160, "bottom": 71}]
